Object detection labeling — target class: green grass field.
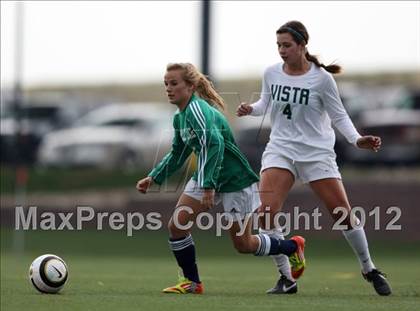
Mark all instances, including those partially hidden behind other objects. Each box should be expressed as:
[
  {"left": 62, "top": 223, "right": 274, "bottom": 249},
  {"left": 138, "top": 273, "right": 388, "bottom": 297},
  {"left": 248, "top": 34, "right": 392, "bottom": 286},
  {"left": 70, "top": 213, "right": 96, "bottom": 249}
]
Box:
[{"left": 1, "top": 229, "right": 419, "bottom": 311}]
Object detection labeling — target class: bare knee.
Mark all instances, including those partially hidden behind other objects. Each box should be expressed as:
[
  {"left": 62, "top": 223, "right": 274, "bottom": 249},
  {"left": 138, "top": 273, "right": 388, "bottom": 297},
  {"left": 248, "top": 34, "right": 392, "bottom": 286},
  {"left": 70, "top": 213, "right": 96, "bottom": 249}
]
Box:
[
  {"left": 328, "top": 204, "right": 352, "bottom": 225},
  {"left": 168, "top": 217, "right": 191, "bottom": 239},
  {"left": 257, "top": 202, "right": 284, "bottom": 230},
  {"left": 257, "top": 201, "right": 284, "bottom": 215}
]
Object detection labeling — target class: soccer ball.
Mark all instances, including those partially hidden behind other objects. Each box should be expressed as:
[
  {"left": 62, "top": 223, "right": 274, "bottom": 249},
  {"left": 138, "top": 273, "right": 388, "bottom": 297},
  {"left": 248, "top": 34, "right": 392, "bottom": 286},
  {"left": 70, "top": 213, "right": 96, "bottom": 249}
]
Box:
[{"left": 29, "top": 254, "right": 68, "bottom": 294}]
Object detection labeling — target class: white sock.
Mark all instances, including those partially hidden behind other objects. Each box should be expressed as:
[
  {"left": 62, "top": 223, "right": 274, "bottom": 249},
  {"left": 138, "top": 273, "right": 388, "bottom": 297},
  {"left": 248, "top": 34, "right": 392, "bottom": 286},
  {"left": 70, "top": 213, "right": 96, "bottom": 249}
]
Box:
[
  {"left": 255, "top": 233, "right": 271, "bottom": 256},
  {"left": 259, "top": 228, "right": 294, "bottom": 281},
  {"left": 342, "top": 227, "right": 375, "bottom": 273}
]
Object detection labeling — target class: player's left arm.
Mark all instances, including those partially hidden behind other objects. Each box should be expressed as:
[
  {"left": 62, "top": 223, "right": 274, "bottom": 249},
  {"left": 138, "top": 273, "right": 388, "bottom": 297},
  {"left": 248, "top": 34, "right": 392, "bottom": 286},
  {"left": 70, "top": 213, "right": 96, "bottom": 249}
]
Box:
[
  {"left": 146, "top": 115, "right": 193, "bottom": 188},
  {"left": 322, "top": 74, "right": 381, "bottom": 152}
]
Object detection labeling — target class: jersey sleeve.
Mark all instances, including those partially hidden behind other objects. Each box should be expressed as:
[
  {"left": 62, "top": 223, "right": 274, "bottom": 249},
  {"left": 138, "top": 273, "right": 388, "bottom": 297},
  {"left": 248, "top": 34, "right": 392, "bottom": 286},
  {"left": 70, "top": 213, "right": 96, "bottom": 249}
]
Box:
[
  {"left": 321, "top": 74, "right": 362, "bottom": 146},
  {"left": 187, "top": 101, "right": 224, "bottom": 189},
  {"left": 148, "top": 115, "right": 192, "bottom": 184},
  {"left": 250, "top": 68, "right": 272, "bottom": 116}
]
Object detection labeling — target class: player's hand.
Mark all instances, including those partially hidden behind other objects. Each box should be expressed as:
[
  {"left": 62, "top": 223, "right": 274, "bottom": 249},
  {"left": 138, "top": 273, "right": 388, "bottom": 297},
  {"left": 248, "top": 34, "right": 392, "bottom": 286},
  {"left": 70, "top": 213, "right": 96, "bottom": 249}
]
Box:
[
  {"left": 356, "top": 135, "right": 382, "bottom": 152},
  {"left": 136, "top": 176, "right": 153, "bottom": 193},
  {"left": 201, "top": 189, "right": 215, "bottom": 210},
  {"left": 236, "top": 102, "right": 253, "bottom": 117}
]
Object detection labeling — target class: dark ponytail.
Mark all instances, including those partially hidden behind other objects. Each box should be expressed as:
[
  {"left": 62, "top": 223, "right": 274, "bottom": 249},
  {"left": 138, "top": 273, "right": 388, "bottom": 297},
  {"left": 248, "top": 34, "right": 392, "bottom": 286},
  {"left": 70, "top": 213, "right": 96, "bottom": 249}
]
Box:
[
  {"left": 305, "top": 52, "right": 341, "bottom": 74},
  {"left": 277, "top": 21, "right": 342, "bottom": 74}
]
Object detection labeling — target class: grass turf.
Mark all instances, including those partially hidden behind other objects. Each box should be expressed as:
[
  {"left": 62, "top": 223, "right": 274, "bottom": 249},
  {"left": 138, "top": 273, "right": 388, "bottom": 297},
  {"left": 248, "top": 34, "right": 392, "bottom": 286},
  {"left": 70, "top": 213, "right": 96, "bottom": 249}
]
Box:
[{"left": 1, "top": 229, "right": 419, "bottom": 311}]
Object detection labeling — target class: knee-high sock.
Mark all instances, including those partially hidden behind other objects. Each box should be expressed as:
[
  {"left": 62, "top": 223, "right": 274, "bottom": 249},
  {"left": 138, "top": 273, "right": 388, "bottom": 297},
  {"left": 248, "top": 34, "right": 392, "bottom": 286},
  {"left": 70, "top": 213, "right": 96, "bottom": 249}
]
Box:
[
  {"left": 254, "top": 233, "right": 297, "bottom": 257},
  {"left": 342, "top": 227, "right": 375, "bottom": 273},
  {"left": 259, "top": 228, "right": 293, "bottom": 281},
  {"left": 168, "top": 234, "right": 200, "bottom": 283}
]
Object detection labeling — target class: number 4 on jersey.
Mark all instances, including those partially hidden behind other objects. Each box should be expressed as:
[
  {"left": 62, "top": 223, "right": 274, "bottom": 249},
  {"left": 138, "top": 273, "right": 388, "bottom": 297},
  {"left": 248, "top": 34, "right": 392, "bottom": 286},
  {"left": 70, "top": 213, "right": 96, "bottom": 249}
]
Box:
[{"left": 283, "top": 103, "right": 292, "bottom": 119}]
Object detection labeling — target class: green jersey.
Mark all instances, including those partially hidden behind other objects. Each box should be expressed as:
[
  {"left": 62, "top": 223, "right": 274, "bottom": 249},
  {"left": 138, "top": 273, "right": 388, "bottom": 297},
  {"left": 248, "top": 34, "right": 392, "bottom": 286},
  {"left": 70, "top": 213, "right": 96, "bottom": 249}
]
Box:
[{"left": 149, "top": 94, "right": 259, "bottom": 192}]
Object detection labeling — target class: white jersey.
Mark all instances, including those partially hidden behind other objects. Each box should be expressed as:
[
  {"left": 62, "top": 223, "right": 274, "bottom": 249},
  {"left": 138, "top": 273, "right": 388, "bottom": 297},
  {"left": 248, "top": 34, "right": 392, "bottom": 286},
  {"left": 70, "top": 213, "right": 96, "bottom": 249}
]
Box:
[{"left": 250, "top": 62, "right": 361, "bottom": 162}]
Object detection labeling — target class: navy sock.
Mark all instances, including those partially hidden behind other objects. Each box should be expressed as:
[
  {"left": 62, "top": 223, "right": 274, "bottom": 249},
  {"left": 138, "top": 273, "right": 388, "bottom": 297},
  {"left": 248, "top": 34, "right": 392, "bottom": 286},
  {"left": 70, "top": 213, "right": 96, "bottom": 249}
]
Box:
[
  {"left": 270, "top": 238, "right": 297, "bottom": 256},
  {"left": 255, "top": 234, "right": 297, "bottom": 256},
  {"left": 169, "top": 235, "right": 200, "bottom": 283}
]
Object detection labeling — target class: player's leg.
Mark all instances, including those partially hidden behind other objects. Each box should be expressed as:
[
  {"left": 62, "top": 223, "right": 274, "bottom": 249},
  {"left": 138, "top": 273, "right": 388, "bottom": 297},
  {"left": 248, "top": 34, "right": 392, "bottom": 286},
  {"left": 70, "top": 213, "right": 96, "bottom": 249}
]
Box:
[
  {"left": 258, "top": 167, "right": 295, "bottom": 229},
  {"left": 309, "top": 177, "right": 391, "bottom": 296},
  {"left": 222, "top": 181, "right": 303, "bottom": 293},
  {"left": 163, "top": 181, "right": 208, "bottom": 294},
  {"left": 258, "top": 167, "right": 306, "bottom": 281},
  {"left": 227, "top": 219, "right": 298, "bottom": 294},
  {"left": 221, "top": 181, "right": 299, "bottom": 258}
]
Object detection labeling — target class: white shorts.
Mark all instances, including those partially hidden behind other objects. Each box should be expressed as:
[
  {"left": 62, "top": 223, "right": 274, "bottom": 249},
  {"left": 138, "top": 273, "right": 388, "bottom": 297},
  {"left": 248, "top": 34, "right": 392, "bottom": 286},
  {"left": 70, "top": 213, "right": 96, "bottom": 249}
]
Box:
[
  {"left": 183, "top": 179, "right": 260, "bottom": 221},
  {"left": 261, "top": 151, "right": 341, "bottom": 184}
]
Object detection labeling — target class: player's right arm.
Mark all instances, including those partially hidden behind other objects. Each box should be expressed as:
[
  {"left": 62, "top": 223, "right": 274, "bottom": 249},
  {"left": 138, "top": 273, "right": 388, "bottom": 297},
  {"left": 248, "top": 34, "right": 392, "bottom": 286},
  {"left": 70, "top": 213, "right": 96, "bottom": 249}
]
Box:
[
  {"left": 236, "top": 103, "right": 253, "bottom": 116},
  {"left": 137, "top": 115, "right": 192, "bottom": 192},
  {"left": 236, "top": 68, "right": 271, "bottom": 117}
]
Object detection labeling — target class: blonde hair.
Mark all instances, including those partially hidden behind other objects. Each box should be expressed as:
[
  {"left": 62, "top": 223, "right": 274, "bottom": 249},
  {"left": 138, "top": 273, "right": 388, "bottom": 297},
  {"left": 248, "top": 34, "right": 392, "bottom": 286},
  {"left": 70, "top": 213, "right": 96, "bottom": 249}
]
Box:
[{"left": 166, "top": 63, "right": 225, "bottom": 111}]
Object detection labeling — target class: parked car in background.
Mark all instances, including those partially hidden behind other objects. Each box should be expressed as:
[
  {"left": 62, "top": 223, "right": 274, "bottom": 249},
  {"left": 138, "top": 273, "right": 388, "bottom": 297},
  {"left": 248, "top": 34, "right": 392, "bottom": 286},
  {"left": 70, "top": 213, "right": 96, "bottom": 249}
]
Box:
[
  {"left": 340, "top": 88, "right": 420, "bottom": 166},
  {"left": 394, "top": 89, "right": 420, "bottom": 110},
  {"left": 1, "top": 95, "right": 94, "bottom": 165},
  {"left": 37, "top": 103, "right": 174, "bottom": 170}
]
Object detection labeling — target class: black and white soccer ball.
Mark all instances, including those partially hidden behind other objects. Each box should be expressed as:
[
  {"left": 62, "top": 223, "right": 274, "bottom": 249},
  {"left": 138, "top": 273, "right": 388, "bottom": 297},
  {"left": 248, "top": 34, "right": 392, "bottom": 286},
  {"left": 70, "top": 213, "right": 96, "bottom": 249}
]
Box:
[{"left": 29, "top": 254, "right": 68, "bottom": 294}]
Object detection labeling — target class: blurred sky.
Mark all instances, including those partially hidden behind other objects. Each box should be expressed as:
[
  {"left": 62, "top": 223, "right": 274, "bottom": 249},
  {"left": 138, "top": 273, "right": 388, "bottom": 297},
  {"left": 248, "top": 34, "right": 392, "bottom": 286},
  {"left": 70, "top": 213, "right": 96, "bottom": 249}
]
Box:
[{"left": 1, "top": 1, "right": 420, "bottom": 87}]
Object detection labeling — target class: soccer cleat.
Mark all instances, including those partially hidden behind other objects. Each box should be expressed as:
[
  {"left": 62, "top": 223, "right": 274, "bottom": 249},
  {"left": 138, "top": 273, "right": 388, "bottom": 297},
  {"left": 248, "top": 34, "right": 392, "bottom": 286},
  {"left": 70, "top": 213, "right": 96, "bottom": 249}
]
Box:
[
  {"left": 288, "top": 235, "right": 306, "bottom": 279},
  {"left": 266, "top": 275, "right": 297, "bottom": 294},
  {"left": 362, "top": 269, "right": 392, "bottom": 296},
  {"left": 162, "top": 277, "right": 204, "bottom": 294}
]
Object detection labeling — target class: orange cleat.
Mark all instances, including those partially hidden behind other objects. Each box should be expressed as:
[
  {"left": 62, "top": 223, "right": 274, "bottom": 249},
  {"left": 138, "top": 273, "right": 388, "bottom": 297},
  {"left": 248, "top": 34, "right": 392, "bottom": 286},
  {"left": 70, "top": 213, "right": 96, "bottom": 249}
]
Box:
[{"left": 289, "top": 235, "right": 306, "bottom": 279}]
